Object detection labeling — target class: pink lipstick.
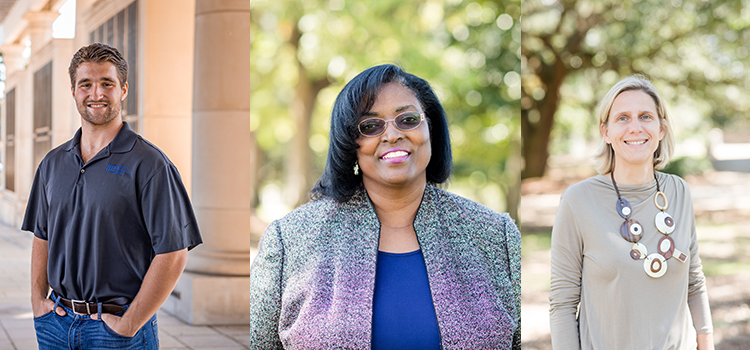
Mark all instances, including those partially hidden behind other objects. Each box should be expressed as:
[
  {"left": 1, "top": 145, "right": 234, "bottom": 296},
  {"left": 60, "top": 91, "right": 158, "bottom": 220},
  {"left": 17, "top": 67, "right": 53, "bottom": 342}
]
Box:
[{"left": 380, "top": 149, "right": 411, "bottom": 164}]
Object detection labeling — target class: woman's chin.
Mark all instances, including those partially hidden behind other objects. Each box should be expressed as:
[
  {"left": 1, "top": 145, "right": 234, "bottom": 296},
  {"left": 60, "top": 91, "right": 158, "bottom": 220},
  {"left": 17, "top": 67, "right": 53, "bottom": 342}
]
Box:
[{"left": 363, "top": 172, "right": 426, "bottom": 189}]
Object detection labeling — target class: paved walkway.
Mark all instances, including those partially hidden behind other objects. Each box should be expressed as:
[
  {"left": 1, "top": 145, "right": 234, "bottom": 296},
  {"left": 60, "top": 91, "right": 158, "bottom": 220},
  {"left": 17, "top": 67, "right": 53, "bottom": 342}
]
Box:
[
  {"left": 520, "top": 170, "right": 750, "bottom": 349},
  {"left": 0, "top": 224, "right": 250, "bottom": 350}
]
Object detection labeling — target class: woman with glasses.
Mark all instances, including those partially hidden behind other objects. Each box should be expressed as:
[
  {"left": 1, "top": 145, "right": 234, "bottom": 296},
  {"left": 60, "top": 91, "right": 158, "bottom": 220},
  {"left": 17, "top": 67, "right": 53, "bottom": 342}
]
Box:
[{"left": 249, "top": 64, "right": 520, "bottom": 349}]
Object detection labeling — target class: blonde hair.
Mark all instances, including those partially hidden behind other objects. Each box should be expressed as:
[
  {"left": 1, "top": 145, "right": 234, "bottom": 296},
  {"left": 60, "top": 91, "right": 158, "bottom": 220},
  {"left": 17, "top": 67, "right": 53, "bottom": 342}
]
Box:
[{"left": 593, "top": 75, "right": 675, "bottom": 174}]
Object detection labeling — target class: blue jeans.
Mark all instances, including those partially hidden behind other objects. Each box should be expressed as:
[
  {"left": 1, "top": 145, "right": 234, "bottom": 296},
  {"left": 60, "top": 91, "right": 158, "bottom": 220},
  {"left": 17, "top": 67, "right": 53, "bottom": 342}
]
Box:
[{"left": 34, "top": 294, "right": 159, "bottom": 349}]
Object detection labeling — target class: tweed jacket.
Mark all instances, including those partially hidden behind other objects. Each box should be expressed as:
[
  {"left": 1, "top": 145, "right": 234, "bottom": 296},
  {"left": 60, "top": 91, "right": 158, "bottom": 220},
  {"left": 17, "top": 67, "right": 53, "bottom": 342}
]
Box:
[{"left": 249, "top": 185, "right": 521, "bottom": 349}]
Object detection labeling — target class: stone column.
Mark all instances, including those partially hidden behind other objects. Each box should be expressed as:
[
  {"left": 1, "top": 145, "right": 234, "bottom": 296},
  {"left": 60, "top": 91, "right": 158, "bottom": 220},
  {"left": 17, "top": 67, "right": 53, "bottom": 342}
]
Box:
[
  {"left": 162, "top": 0, "right": 252, "bottom": 325},
  {"left": 25, "top": 11, "right": 59, "bottom": 54},
  {"left": 0, "top": 44, "right": 26, "bottom": 226},
  {"left": 140, "top": 0, "right": 196, "bottom": 193},
  {"left": 9, "top": 12, "right": 59, "bottom": 226},
  {"left": 0, "top": 44, "right": 26, "bottom": 76}
]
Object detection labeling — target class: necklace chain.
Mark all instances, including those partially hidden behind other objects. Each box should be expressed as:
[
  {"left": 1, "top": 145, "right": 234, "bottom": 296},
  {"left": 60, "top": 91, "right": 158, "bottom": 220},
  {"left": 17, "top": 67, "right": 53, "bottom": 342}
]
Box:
[{"left": 610, "top": 172, "right": 685, "bottom": 278}]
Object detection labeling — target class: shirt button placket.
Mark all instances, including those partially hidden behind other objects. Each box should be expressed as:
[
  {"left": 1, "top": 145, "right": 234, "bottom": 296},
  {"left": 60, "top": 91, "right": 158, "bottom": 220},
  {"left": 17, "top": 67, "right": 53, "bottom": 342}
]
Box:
[{"left": 77, "top": 168, "right": 86, "bottom": 185}]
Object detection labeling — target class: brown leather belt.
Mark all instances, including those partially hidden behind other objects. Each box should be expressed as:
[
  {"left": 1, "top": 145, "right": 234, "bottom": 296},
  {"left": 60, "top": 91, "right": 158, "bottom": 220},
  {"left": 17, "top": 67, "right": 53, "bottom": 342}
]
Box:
[{"left": 54, "top": 293, "right": 129, "bottom": 315}]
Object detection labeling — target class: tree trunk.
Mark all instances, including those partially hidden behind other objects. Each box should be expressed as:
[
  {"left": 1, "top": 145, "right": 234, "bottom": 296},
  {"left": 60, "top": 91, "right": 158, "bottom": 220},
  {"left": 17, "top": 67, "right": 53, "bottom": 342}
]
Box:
[
  {"left": 505, "top": 140, "right": 522, "bottom": 223},
  {"left": 522, "top": 59, "right": 568, "bottom": 179},
  {"left": 283, "top": 22, "right": 331, "bottom": 207},
  {"left": 284, "top": 65, "right": 330, "bottom": 207},
  {"left": 248, "top": 132, "right": 261, "bottom": 209}
]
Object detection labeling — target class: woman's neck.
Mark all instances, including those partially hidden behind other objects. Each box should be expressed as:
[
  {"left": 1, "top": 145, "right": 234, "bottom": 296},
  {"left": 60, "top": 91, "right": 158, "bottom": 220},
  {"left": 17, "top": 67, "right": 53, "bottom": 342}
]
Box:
[
  {"left": 365, "top": 179, "right": 426, "bottom": 253},
  {"left": 364, "top": 179, "right": 426, "bottom": 229},
  {"left": 611, "top": 163, "right": 655, "bottom": 185}
]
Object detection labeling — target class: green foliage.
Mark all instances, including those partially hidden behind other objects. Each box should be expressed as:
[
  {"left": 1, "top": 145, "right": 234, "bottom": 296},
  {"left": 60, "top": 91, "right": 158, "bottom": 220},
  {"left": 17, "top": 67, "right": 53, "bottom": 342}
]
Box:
[
  {"left": 249, "top": 0, "right": 521, "bottom": 212},
  {"left": 521, "top": 0, "right": 750, "bottom": 175},
  {"left": 661, "top": 156, "right": 712, "bottom": 178}
]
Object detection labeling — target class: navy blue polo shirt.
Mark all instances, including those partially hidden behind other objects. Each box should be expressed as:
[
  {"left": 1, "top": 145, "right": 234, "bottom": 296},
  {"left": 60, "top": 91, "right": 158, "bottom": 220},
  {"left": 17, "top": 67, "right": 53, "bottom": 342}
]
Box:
[{"left": 22, "top": 123, "right": 202, "bottom": 302}]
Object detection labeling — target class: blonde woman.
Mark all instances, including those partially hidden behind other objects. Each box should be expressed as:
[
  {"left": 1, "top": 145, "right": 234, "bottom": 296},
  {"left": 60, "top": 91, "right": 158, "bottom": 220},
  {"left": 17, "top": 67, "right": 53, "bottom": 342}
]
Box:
[{"left": 549, "top": 75, "right": 714, "bottom": 349}]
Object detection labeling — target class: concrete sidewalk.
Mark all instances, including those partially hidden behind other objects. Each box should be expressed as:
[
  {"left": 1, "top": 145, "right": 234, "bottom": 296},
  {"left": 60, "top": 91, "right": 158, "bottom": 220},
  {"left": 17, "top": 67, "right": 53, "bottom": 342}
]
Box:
[{"left": 0, "top": 223, "right": 250, "bottom": 350}]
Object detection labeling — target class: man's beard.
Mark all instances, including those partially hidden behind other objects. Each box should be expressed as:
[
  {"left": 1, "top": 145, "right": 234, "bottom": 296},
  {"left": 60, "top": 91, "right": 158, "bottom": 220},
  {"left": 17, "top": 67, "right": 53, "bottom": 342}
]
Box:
[{"left": 77, "top": 99, "right": 122, "bottom": 126}]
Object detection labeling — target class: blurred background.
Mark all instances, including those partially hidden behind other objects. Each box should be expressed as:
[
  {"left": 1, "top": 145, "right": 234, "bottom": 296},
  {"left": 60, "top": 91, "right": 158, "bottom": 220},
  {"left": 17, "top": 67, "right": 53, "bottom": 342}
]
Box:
[
  {"left": 521, "top": 0, "right": 750, "bottom": 349},
  {"left": 0, "top": 0, "right": 523, "bottom": 345},
  {"left": 248, "top": 0, "right": 521, "bottom": 225}
]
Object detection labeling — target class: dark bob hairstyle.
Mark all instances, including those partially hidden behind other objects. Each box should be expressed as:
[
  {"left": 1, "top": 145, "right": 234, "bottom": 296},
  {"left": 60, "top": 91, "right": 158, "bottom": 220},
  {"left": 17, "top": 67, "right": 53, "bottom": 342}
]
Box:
[{"left": 310, "top": 64, "right": 452, "bottom": 202}]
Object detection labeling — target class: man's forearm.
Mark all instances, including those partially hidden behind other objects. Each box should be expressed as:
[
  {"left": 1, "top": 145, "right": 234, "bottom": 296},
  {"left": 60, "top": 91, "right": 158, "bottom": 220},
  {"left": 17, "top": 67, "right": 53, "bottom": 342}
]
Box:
[
  {"left": 31, "top": 237, "right": 50, "bottom": 312},
  {"left": 114, "top": 249, "right": 188, "bottom": 334}
]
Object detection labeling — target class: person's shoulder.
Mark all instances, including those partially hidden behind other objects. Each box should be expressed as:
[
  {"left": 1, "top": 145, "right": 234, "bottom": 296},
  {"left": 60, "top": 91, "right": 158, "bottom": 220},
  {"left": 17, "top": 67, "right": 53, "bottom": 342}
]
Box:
[
  {"left": 42, "top": 142, "right": 71, "bottom": 161},
  {"left": 132, "top": 135, "right": 174, "bottom": 165},
  {"left": 431, "top": 186, "right": 513, "bottom": 227},
  {"left": 271, "top": 195, "right": 342, "bottom": 229},
  {"left": 562, "top": 175, "right": 601, "bottom": 193},
  {"left": 656, "top": 171, "right": 691, "bottom": 194},
  {"left": 36, "top": 137, "right": 76, "bottom": 172},
  {"left": 656, "top": 170, "right": 686, "bottom": 183},
  {"left": 127, "top": 135, "right": 186, "bottom": 179},
  {"left": 429, "top": 188, "right": 519, "bottom": 252},
  {"left": 560, "top": 174, "right": 608, "bottom": 201}
]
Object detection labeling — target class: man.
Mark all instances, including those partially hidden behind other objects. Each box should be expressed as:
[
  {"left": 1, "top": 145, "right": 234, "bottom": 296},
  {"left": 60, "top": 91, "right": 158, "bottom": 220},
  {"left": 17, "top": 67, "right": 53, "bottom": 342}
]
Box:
[{"left": 22, "top": 43, "right": 202, "bottom": 349}]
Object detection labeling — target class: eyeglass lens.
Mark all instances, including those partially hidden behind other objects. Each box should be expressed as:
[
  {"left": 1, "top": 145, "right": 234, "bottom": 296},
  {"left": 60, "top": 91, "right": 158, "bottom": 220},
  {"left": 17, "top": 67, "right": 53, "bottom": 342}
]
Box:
[{"left": 358, "top": 113, "right": 423, "bottom": 136}]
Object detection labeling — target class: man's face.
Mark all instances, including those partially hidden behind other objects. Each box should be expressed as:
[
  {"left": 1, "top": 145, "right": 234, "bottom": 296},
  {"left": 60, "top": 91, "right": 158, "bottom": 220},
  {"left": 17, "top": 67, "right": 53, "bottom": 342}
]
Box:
[{"left": 71, "top": 61, "right": 128, "bottom": 127}]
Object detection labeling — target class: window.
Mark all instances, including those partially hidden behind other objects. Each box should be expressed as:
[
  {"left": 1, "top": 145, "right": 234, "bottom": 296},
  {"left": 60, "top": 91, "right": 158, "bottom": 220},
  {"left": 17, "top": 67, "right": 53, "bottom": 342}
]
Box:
[
  {"left": 33, "top": 62, "right": 53, "bottom": 168},
  {"left": 89, "top": 0, "right": 138, "bottom": 130}
]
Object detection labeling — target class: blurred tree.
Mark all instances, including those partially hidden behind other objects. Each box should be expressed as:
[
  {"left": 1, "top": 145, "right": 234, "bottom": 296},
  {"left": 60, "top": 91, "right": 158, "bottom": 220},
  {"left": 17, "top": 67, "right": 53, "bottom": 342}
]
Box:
[
  {"left": 249, "top": 0, "right": 522, "bottom": 219},
  {"left": 521, "top": 0, "right": 750, "bottom": 178}
]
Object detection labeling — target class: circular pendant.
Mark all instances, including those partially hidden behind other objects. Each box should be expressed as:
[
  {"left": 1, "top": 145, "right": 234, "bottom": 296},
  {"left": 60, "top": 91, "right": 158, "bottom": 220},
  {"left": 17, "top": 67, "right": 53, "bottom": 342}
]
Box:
[
  {"left": 654, "top": 191, "right": 669, "bottom": 211},
  {"left": 657, "top": 235, "right": 675, "bottom": 259},
  {"left": 616, "top": 198, "right": 632, "bottom": 219},
  {"left": 630, "top": 242, "right": 648, "bottom": 260},
  {"left": 620, "top": 219, "right": 643, "bottom": 243},
  {"left": 644, "top": 253, "right": 667, "bottom": 278},
  {"left": 655, "top": 211, "right": 675, "bottom": 234}
]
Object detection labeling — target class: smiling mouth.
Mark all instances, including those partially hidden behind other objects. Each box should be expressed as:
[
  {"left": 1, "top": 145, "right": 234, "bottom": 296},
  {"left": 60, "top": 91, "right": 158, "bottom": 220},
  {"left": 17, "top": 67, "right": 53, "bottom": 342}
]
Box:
[
  {"left": 86, "top": 101, "right": 108, "bottom": 108},
  {"left": 381, "top": 150, "right": 410, "bottom": 159},
  {"left": 624, "top": 140, "right": 647, "bottom": 145}
]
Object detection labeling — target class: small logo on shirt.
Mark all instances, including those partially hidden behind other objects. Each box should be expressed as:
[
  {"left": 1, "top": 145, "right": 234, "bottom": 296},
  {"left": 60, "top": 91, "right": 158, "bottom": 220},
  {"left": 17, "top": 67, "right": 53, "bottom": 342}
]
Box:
[{"left": 106, "top": 164, "right": 132, "bottom": 176}]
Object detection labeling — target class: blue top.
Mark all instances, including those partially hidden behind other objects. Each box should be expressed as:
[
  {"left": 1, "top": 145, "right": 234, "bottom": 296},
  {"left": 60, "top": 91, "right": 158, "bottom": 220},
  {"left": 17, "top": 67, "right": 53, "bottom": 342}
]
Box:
[
  {"left": 21, "top": 123, "right": 202, "bottom": 302},
  {"left": 371, "top": 249, "right": 441, "bottom": 350}
]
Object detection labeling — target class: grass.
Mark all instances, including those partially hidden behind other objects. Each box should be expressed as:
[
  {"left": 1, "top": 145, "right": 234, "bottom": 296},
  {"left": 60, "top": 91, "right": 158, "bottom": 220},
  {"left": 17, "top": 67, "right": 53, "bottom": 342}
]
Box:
[
  {"left": 521, "top": 230, "right": 552, "bottom": 258},
  {"left": 696, "top": 224, "right": 750, "bottom": 277}
]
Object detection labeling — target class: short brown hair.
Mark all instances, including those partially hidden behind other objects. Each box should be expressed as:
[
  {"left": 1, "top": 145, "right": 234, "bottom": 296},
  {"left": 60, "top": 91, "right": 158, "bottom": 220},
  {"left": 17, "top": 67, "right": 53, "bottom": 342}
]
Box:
[
  {"left": 69, "top": 43, "right": 128, "bottom": 87},
  {"left": 593, "top": 75, "right": 675, "bottom": 174}
]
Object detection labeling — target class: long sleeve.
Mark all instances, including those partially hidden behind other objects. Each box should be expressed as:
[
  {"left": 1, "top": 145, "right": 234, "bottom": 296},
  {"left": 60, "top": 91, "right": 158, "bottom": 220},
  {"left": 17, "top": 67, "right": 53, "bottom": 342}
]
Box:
[
  {"left": 504, "top": 216, "right": 522, "bottom": 349},
  {"left": 683, "top": 185, "right": 713, "bottom": 334},
  {"left": 549, "top": 174, "right": 710, "bottom": 349},
  {"left": 549, "top": 196, "right": 583, "bottom": 350},
  {"left": 249, "top": 220, "right": 285, "bottom": 349}
]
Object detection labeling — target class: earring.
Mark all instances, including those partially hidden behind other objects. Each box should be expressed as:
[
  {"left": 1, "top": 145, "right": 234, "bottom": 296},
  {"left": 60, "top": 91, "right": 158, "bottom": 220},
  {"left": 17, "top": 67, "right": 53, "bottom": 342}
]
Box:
[{"left": 353, "top": 161, "right": 360, "bottom": 176}]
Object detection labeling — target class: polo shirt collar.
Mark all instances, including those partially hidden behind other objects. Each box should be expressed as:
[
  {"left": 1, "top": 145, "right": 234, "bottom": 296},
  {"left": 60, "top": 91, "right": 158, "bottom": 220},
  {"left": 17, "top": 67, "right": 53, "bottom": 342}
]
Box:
[
  {"left": 109, "top": 122, "right": 137, "bottom": 153},
  {"left": 63, "top": 122, "right": 137, "bottom": 156}
]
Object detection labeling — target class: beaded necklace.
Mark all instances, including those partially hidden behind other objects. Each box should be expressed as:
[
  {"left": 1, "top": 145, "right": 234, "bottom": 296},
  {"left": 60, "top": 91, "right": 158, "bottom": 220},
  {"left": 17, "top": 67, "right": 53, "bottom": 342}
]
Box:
[{"left": 611, "top": 172, "right": 687, "bottom": 278}]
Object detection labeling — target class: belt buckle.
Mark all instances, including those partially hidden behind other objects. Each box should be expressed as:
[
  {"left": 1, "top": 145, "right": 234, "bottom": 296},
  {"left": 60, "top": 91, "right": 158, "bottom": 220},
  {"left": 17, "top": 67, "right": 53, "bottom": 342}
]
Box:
[{"left": 70, "top": 299, "right": 92, "bottom": 315}]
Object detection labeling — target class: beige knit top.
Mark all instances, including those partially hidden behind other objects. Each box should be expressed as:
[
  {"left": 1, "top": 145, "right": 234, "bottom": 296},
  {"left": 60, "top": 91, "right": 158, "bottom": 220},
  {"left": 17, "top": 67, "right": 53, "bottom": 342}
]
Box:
[{"left": 549, "top": 172, "right": 712, "bottom": 350}]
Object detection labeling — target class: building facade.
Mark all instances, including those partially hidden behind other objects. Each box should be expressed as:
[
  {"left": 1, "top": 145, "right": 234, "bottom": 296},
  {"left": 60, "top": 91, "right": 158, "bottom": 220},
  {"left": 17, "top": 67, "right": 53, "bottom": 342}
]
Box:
[{"left": 0, "top": 0, "right": 253, "bottom": 325}]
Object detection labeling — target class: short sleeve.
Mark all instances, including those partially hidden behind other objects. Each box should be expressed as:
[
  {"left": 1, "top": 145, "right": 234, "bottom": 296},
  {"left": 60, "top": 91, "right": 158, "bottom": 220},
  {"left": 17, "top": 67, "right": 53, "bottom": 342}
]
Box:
[
  {"left": 549, "top": 195, "right": 584, "bottom": 349},
  {"left": 21, "top": 165, "right": 49, "bottom": 240},
  {"left": 139, "top": 164, "right": 202, "bottom": 254},
  {"left": 249, "top": 220, "right": 284, "bottom": 349}
]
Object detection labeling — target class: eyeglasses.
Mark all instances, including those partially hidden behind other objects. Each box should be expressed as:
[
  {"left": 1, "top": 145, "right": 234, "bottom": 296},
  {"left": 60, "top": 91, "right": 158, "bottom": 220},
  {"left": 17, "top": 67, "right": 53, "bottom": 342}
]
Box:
[{"left": 357, "top": 113, "right": 425, "bottom": 137}]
